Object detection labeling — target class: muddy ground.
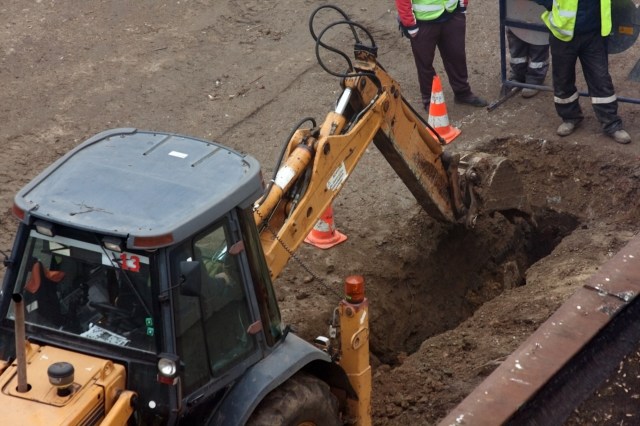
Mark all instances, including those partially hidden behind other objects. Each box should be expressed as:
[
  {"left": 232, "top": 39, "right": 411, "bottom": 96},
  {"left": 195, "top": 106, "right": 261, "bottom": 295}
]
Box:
[{"left": 1, "top": 1, "right": 640, "bottom": 424}]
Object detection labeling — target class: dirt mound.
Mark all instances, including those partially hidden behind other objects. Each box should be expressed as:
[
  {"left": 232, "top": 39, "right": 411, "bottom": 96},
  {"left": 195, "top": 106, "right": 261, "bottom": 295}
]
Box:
[{"left": 367, "top": 136, "right": 640, "bottom": 424}]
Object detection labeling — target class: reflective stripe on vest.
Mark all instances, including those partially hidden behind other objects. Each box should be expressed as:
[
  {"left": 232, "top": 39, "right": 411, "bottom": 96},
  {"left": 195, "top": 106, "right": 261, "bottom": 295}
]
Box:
[
  {"left": 412, "top": 0, "right": 458, "bottom": 21},
  {"left": 541, "top": 0, "right": 612, "bottom": 42}
]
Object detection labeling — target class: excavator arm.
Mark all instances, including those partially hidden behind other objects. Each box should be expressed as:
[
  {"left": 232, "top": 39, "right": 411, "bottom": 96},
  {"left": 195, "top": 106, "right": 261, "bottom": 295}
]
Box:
[
  {"left": 253, "top": 62, "right": 456, "bottom": 279},
  {"left": 253, "top": 6, "right": 528, "bottom": 280}
]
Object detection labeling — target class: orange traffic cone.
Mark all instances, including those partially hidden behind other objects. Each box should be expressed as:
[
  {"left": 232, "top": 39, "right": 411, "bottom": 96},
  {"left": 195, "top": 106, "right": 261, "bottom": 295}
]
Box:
[
  {"left": 427, "top": 75, "right": 461, "bottom": 144},
  {"left": 304, "top": 205, "right": 347, "bottom": 249}
]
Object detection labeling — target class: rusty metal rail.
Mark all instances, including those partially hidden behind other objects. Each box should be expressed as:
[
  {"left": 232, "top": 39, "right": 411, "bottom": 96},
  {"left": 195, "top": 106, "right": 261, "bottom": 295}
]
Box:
[{"left": 439, "top": 236, "right": 640, "bottom": 426}]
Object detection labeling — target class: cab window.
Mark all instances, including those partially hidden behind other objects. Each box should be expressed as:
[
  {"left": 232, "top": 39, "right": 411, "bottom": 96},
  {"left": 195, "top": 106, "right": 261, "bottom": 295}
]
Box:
[
  {"left": 8, "top": 230, "right": 156, "bottom": 352},
  {"left": 171, "top": 220, "right": 257, "bottom": 393}
]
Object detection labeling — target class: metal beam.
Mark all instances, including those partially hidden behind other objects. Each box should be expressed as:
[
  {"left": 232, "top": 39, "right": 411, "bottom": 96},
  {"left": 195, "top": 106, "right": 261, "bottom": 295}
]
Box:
[{"left": 439, "top": 236, "right": 640, "bottom": 426}]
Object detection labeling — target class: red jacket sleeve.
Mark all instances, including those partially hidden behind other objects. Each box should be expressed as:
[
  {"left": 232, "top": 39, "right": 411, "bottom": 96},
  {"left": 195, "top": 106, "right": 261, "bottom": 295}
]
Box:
[{"left": 396, "top": 0, "right": 417, "bottom": 28}]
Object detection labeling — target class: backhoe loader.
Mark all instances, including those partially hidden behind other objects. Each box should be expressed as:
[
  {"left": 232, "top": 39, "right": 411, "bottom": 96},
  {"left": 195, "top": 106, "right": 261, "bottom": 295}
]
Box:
[{"left": 0, "top": 5, "right": 527, "bottom": 425}]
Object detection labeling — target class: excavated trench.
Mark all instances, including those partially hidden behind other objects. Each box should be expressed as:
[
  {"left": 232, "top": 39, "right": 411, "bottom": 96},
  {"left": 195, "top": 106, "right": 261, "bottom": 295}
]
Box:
[
  {"left": 363, "top": 135, "right": 640, "bottom": 366},
  {"left": 368, "top": 205, "right": 579, "bottom": 365}
]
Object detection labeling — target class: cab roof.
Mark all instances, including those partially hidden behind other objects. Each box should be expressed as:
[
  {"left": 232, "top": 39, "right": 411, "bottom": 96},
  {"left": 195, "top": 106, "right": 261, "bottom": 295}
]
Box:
[{"left": 15, "top": 128, "right": 263, "bottom": 248}]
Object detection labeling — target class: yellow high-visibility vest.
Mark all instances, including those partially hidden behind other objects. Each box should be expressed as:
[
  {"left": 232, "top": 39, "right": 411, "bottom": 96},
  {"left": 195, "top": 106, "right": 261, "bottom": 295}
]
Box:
[
  {"left": 541, "top": 0, "right": 612, "bottom": 42},
  {"left": 412, "top": 0, "right": 458, "bottom": 21}
]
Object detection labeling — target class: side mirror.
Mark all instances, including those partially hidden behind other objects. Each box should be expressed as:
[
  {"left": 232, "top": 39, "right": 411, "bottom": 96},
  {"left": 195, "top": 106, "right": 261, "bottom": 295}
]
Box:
[{"left": 179, "top": 261, "right": 203, "bottom": 297}]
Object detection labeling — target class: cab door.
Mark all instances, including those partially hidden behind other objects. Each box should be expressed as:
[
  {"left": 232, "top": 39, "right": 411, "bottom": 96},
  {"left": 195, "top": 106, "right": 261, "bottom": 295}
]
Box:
[{"left": 169, "top": 213, "right": 264, "bottom": 399}]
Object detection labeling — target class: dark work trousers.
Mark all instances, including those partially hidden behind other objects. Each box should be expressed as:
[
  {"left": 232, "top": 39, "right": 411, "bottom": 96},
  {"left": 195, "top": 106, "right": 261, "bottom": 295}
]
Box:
[
  {"left": 550, "top": 32, "right": 622, "bottom": 134},
  {"left": 506, "top": 28, "right": 549, "bottom": 85},
  {"left": 409, "top": 12, "right": 472, "bottom": 110}
]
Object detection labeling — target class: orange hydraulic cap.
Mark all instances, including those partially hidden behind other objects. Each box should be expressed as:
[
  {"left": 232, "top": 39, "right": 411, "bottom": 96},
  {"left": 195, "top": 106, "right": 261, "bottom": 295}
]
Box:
[
  {"left": 427, "top": 74, "right": 461, "bottom": 144},
  {"left": 344, "top": 275, "right": 365, "bottom": 304},
  {"left": 304, "top": 205, "right": 347, "bottom": 249}
]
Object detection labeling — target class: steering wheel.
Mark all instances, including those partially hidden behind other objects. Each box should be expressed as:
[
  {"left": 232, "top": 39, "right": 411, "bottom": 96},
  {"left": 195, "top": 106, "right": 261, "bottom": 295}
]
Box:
[{"left": 88, "top": 301, "right": 130, "bottom": 319}]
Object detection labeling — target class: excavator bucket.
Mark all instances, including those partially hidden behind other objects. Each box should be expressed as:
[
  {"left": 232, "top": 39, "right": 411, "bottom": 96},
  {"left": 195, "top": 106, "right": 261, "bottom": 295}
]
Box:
[{"left": 458, "top": 152, "right": 531, "bottom": 224}]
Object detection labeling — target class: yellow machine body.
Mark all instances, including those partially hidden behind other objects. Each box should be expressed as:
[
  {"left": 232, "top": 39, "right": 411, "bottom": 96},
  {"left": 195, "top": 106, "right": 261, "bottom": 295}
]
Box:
[{"left": 0, "top": 343, "right": 131, "bottom": 425}]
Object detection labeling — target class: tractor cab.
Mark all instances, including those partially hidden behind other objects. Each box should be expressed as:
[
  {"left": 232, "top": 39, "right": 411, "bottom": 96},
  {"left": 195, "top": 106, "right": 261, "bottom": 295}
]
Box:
[{"left": 0, "top": 129, "right": 285, "bottom": 423}]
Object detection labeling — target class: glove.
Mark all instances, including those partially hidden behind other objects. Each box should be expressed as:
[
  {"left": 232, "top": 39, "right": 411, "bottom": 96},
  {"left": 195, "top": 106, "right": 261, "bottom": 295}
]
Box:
[{"left": 397, "top": 16, "right": 418, "bottom": 38}]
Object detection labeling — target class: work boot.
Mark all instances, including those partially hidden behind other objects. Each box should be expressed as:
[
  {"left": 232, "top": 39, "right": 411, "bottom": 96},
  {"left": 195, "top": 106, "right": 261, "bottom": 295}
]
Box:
[
  {"left": 557, "top": 121, "right": 579, "bottom": 137},
  {"left": 454, "top": 94, "right": 488, "bottom": 107},
  {"left": 608, "top": 129, "right": 631, "bottom": 144},
  {"left": 521, "top": 88, "right": 539, "bottom": 98}
]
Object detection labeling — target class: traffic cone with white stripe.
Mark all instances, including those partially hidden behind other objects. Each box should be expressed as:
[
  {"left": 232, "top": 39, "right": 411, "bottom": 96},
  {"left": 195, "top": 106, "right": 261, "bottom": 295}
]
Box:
[
  {"left": 304, "top": 205, "right": 347, "bottom": 249},
  {"left": 427, "top": 75, "right": 461, "bottom": 144}
]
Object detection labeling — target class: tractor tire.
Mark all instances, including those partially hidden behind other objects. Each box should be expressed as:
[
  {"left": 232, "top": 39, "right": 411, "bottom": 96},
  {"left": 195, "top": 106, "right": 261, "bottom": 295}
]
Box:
[{"left": 247, "top": 372, "right": 342, "bottom": 426}]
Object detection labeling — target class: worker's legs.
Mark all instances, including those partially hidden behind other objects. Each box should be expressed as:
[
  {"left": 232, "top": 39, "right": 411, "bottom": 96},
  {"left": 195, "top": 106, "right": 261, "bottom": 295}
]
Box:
[
  {"left": 550, "top": 36, "right": 583, "bottom": 123},
  {"left": 525, "top": 43, "right": 549, "bottom": 85},
  {"left": 578, "top": 33, "right": 622, "bottom": 134},
  {"left": 410, "top": 21, "right": 442, "bottom": 110},
  {"left": 506, "top": 28, "right": 528, "bottom": 83},
  {"left": 437, "top": 12, "right": 472, "bottom": 99}
]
